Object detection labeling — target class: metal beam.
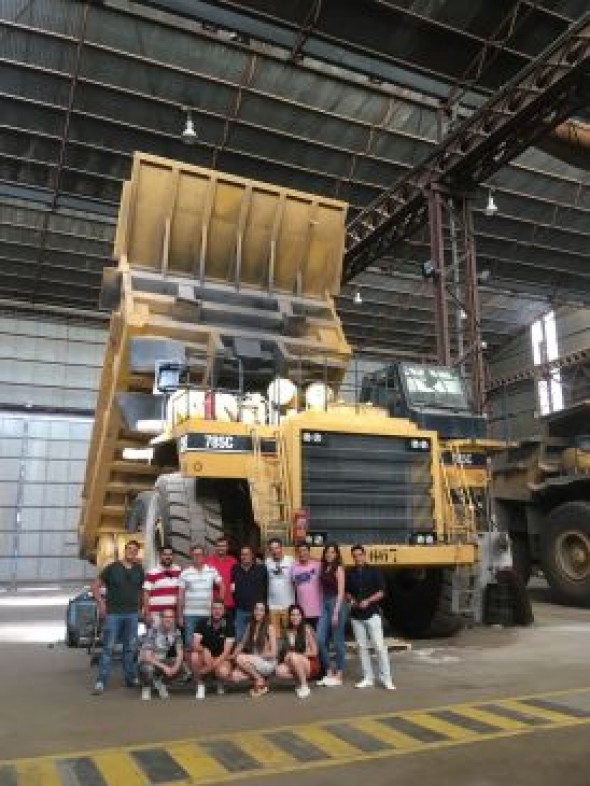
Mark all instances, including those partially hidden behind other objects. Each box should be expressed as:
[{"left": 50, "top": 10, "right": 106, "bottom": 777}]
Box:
[
  {"left": 30, "top": 2, "right": 90, "bottom": 301},
  {"left": 487, "top": 346, "right": 590, "bottom": 392},
  {"left": 0, "top": 181, "right": 117, "bottom": 218},
  {"left": 344, "top": 13, "right": 590, "bottom": 281},
  {"left": 3, "top": 81, "right": 590, "bottom": 233},
  {"left": 106, "top": 0, "right": 479, "bottom": 103}
]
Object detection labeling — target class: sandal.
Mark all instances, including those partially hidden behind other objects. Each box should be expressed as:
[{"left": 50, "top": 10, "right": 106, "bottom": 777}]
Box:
[{"left": 250, "top": 685, "right": 269, "bottom": 698}]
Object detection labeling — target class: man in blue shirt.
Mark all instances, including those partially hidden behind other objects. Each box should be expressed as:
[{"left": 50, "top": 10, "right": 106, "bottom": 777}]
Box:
[
  {"left": 231, "top": 546, "right": 268, "bottom": 643},
  {"left": 345, "top": 544, "right": 395, "bottom": 690}
]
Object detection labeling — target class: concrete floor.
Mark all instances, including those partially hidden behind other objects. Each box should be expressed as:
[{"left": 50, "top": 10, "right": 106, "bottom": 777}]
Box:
[{"left": 1, "top": 579, "right": 590, "bottom": 785}]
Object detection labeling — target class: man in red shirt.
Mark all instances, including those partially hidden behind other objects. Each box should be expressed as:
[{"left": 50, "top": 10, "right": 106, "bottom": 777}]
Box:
[
  {"left": 142, "top": 544, "right": 182, "bottom": 626},
  {"left": 205, "top": 536, "right": 237, "bottom": 622}
]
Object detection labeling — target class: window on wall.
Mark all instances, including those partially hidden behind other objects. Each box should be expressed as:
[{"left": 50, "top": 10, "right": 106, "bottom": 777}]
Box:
[{"left": 531, "top": 310, "right": 563, "bottom": 415}]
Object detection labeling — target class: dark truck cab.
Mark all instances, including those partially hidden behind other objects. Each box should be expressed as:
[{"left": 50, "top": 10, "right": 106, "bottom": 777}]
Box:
[{"left": 361, "top": 361, "right": 487, "bottom": 440}]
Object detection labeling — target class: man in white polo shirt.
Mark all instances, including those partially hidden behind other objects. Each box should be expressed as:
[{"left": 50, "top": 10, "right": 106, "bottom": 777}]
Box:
[{"left": 178, "top": 544, "right": 223, "bottom": 653}]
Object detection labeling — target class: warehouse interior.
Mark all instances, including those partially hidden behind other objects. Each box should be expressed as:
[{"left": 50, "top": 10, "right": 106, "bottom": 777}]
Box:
[
  {"left": 2, "top": 0, "right": 589, "bottom": 584},
  {"left": 1, "top": 2, "right": 590, "bottom": 785}
]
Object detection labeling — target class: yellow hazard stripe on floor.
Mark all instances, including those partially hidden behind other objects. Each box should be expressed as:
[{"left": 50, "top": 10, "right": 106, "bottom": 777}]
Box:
[{"left": 2, "top": 687, "right": 590, "bottom": 786}]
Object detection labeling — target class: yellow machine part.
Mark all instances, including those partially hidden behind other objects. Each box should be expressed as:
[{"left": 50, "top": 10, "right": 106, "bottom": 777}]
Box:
[
  {"left": 114, "top": 152, "right": 347, "bottom": 298},
  {"left": 80, "top": 154, "right": 352, "bottom": 562},
  {"left": 562, "top": 447, "right": 590, "bottom": 474}
]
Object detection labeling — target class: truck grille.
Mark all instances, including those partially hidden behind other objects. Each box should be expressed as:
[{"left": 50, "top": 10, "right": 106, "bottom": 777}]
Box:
[{"left": 301, "top": 431, "right": 433, "bottom": 544}]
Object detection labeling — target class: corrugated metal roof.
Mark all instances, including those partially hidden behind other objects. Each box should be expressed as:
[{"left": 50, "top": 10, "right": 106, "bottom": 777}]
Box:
[{"left": 0, "top": 0, "right": 588, "bottom": 357}]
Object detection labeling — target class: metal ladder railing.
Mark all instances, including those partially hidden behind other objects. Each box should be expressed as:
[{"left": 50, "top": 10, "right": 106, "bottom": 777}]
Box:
[
  {"left": 249, "top": 428, "right": 292, "bottom": 544},
  {"left": 440, "top": 445, "right": 478, "bottom": 616},
  {"left": 440, "top": 445, "right": 476, "bottom": 543}
]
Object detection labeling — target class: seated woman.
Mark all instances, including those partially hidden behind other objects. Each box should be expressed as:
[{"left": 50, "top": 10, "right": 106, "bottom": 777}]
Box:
[
  {"left": 229, "top": 602, "right": 277, "bottom": 697},
  {"left": 275, "top": 603, "right": 319, "bottom": 699}
]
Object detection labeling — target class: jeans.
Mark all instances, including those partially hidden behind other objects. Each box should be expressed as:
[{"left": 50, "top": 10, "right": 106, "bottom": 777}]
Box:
[
  {"left": 97, "top": 612, "right": 138, "bottom": 686},
  {"left": 317, "top": 597, "right": 347, "bottom": 673},
  {"left": 183, "top": 615, "right": 208, "bottom": 649},
  {"left": 351, "top": 614, "right": 392, "bottom": 683},
  {"left": 234, "top": 608, "right": 251, "bottom": 644}
]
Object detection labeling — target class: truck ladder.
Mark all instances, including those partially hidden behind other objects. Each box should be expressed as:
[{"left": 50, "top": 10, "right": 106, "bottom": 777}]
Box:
[
  {"left": 249, "top": 429, "right": 292, "bottom": 545},
  {"left": 440, "top": 446, "right": 476, "bottom": 543},
  {"left": 440, "top": 446, "right": 478, "bottom": 616}
]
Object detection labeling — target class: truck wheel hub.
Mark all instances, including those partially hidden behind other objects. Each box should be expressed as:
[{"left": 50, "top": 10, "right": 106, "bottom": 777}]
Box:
[{"left": 556, "top": 530, "right": 590, "bottom": 581}]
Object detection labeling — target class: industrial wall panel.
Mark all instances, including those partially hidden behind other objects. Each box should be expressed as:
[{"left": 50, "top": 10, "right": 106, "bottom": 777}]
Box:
[
  {"left": 15, "top": 513, "right": 76, "bottom": 533},
  {"left": 18, "top": 508, "right": 80, "bottom": 531},
  {"left": 487, "top": 307, "right": 590, "bottom": 437},
  {"left": 0, "top": 314, "right": 106, "bottom": 411},
  {"left": 0, "top": 482, "right": 18, "bottom": 507},
  {"left": 0, "top": 314, "right": 108, "bottom": 585},
  {"left": 0, "top": 412, "right": 96, "bottom": 585},
  {"left": 0, "top": 533, "right": 13, "bottom": 557},
  {"left": 0, "top": 507, "right": 14, "bottom": 527},
  {"left": 0, "top": 334, "right": 104, "bottom": 365},
  {"left": 0, "top": 458, "right": 21, "bottom": 481},
  {"left": 0, "top": 382, "right": 98, "bottom": 410}
]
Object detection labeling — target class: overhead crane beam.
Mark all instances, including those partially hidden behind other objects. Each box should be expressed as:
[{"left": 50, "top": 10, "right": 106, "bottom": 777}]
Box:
[{"left": 343, "top": 13, "right": 590, "bottom": 282}]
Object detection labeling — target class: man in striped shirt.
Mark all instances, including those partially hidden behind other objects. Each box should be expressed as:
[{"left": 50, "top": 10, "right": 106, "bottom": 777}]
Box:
[{"left": 142, "top": 544, "right": 182, "bottom": 626}]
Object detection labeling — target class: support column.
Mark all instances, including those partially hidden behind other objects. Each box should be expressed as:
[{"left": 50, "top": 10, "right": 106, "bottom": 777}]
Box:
[
  {"left": 462, "top": 198, "right": 485, "bottom": 414},
  {"left": 427, "top": 187, "right": 451, "bottom": 365}
]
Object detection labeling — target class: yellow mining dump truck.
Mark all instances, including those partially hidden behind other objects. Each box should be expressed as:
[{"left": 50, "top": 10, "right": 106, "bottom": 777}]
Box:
[
  {"left": 79, "top": 152, "right": 500, "bottom": 637},
  {"left": 360, "top": 362, "right": 509, "bottom": 634},
  {"left": 493, "top": 401, "right": 590, "bottom": 605}
]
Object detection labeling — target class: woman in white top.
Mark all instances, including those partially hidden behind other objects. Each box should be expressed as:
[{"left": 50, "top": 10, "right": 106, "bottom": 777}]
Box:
[{"left": 230, "top": 602, "right": 277, "bottom": 697}]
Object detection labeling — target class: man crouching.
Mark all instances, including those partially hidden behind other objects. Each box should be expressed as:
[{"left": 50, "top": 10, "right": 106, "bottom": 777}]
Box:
[
  {"left": 138, "top": 610, "right": 183, "bottom": 700},
  {"left": 191, "top": 599, "right": 235, "bottom": 699}
]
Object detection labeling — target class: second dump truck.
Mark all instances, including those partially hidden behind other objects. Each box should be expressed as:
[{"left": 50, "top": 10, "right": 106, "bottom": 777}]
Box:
[
  {"left": 79, "top": 152, "right": 506, "bottom": 637},
  {"left": 494, "top": 401, "right": 590, "bottom": 606}
]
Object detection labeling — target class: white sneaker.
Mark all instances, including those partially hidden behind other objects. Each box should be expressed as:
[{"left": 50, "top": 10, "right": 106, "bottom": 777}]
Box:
[
  {"left": 153, "top": 678, "right": 169, "bottom": 700},
  {"left": 195, "top": 683, "right": 206, "bottom": 700},
  {"left": 382, "top": 680, "right": 396, "bottom": 691},
  {"left": 355, "top": 678, "right": 375, "bottom": 689},
  {"left": 323, "top": 676, "right": 343, "bottom": 687},
  {"left": 216, "top": 682, "right": 225, "bottom": 696},
  {"left": 141, "top": 686, "right": 151, "bottom": 701},
  {"left": 316, "top": 676, "right": 329, "bottom": 687},
  {"left": 180, "top": 664, "right": 193, "bottom": 683},
  {"left": 296, "top": 685, "right": 311, "bottom": 699}
]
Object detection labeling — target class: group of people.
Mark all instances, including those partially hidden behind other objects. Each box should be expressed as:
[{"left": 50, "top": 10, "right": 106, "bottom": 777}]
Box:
[{"left": 91, "top": 535, "right": 396, "bottom": 700}]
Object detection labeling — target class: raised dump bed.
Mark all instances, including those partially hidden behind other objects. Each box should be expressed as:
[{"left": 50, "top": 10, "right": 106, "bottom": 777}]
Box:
[{"left": 79, "top": 153, "right": 351, "bottom": 564}]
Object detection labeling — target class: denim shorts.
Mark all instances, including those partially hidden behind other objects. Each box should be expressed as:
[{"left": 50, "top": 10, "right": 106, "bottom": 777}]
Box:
[
  {"left": 183, "top": 615, "right": 208, "bottom": 649},
  {"left": 248, "top": 656, "right": 277, "bottom": 677}
]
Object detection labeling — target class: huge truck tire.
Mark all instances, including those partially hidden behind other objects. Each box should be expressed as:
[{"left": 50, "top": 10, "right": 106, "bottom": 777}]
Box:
[
  {"left": 510, "top": 535, "right": 532, "bottom": 586},
  {"left": 125, "top": 491, "right": 154, "bottom": 533},
  {"left": 540, "top": 501, "right": 590, "bottom": 607},
  {"left": 384, "top": 568, "right": 464, "bottom": 639},
  {"left": 144, "top": 474, "right": 224, "bottom": 567}
]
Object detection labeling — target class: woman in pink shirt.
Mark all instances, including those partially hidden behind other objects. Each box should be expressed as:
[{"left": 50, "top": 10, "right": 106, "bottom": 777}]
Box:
[{"left": 290, "top": 542, "right": 322, "bottom": 629}]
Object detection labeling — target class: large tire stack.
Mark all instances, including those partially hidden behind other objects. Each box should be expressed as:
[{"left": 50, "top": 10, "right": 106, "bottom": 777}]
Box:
[
  {"left": 144, "top": 474, "right": 224, "bottom": 566},
  {"left": 384, "top": 568, "right": 464, "bottom": 639}
]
